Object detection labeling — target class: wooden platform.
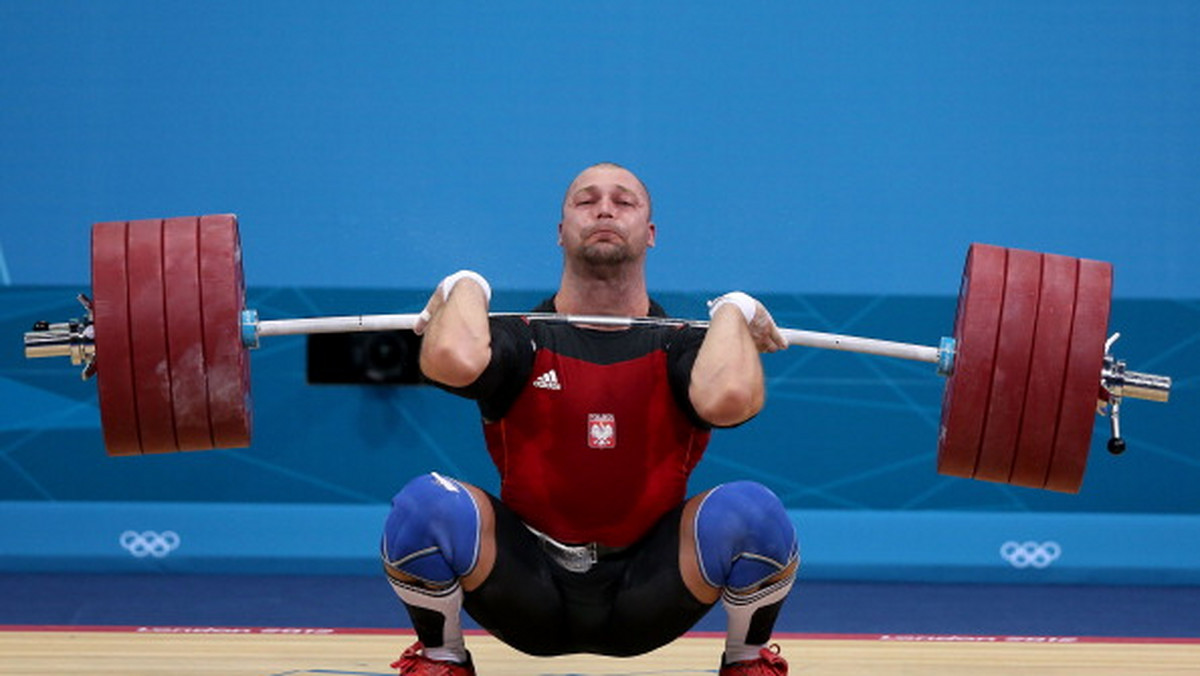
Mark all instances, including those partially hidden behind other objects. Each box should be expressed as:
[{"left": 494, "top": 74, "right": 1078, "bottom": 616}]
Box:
[{"left": 2, "top": 626, "right": 1198, "bottom": 676}]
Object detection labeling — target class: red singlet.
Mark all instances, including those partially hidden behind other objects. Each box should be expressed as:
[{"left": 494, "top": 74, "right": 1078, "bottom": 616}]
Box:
[{"left": 460, "top": 300, "right": 712, "bottom": 548}]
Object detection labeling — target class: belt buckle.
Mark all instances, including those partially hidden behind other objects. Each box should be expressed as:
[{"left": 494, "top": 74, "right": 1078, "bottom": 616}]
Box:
[
  {"left": 536, "top": 530, "right": 598, "bottom": 573},
  {"left": 556, "top": 542, "right": 597, "bottom": 573}
]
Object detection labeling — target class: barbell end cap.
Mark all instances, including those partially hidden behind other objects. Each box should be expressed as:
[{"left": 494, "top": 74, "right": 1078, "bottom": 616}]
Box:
[
  {"left": 936, "top": 336, "right": 957, "bottom": 377},
  {"left": 241, "top": 309, "right": 260, "bottom": 349}
]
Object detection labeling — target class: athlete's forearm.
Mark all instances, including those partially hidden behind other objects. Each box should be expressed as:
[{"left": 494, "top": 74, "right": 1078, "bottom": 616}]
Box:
[
  {"left": 688, "top": 303, "right": 767, "bottom": 427},
  {"left": 419, "top": 277, "right": 493, "bottom": 388}
]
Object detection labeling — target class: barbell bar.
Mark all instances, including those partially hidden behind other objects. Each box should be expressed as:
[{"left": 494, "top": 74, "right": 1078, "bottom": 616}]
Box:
[
  {"left": 249, "top": 312, "right": 948, "bottom": 365},
  {"left": 23, "top": 214, "right": 1172, "bottom": 493}
]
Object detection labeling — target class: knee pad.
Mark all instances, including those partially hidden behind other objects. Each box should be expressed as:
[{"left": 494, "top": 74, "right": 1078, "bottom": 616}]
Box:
[
  {"left": 694, "top": 481, "right": 799, "bottom": 592},
  {"left": 381, "top": 472, "right": 481, "bottom": 585}
]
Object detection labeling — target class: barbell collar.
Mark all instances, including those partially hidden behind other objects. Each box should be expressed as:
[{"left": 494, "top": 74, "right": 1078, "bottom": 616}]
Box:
[
  {"left": 24, "top": 319, "right": 95, "bottom": 373},
  {"left": 1101, "top": 335, "right": 1171, "bottom": 403},
  {"left": 23, "top": 293, "right": 97, "bottom": 371},
  {"left": 937, "top": 337, "right": 958, "bottom": 376},
  {"left": 1103, "top": 359, "right": 1172, "bottom": 403}
]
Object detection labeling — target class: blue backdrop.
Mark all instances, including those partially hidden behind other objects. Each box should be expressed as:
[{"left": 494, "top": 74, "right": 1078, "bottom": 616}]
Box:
[
  {"left": 1, "top": 1, "right": 1197, "bottom": 583},
  {"left": 1, "top": 1, "right": 1197, "bottom": 297}
]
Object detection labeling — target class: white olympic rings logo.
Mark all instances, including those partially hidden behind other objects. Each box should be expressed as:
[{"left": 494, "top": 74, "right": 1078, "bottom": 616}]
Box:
[
  {"left": 119, "top": 530, "right": 181, "bottom": 559},
  {"left": 999, "top": 540, "right": 1061, "bottom": 569}
]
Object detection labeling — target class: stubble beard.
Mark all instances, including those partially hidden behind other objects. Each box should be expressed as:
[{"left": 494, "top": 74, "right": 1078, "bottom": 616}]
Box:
[
  {"left": 579, "top": 240, "right": 636, "bottom": 267},
  {"left": 567, "top": 240, "right": 645, "bottom": 282}
]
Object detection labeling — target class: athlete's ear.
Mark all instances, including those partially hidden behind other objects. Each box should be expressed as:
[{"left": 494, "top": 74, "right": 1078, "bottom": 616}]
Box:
[
  {"left": 648, "top": 221, "right": 656, "bottom": 248},
  {"left": 557, "top": 221, "right": 564, "bottom": 247}
]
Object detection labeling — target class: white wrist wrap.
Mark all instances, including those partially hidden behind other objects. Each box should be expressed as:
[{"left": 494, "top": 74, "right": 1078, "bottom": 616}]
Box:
[
  {"left": 707, "top": 291, "right": 757, "bottom": 324},
  {"left": 441, "top": 270, "right": 492, "bottom": 303}
]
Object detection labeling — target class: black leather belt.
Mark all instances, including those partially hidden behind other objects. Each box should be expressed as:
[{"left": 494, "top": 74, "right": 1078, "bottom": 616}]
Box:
[{"left": 526, "top": 526, "right": 627, "bottom": 573}]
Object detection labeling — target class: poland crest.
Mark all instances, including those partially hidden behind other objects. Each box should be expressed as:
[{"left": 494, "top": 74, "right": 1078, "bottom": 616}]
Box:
[{"left": 588, "top": 413, "right": 616, "bottom": 449}]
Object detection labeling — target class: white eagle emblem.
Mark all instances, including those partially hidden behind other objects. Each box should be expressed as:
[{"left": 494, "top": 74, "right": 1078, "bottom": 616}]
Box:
[{"left": 588, "top": 413, "right": 616, "bottom": 449}]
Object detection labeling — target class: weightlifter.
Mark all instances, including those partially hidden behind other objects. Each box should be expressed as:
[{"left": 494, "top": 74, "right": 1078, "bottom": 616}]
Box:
[{"left": 380, "top": 163, "right": 799, "bottom": 675}]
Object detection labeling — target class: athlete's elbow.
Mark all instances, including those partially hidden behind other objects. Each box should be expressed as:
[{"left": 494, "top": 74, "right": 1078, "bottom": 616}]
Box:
[
  {"left": 693, "top": 383, "right": 764, "bottom": 427},
  {"left": 420, "top": 340, "right": 490, "bottom": 388}
]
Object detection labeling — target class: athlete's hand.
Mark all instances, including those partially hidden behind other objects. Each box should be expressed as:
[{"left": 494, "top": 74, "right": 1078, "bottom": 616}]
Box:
[
  {"left": 747, "top": 299, "right": 788, "bottom": 353},
  {"left": 412, "top": 289, "right": 443, "bottom": 336},
  {"left": 708, "top": 291, "right": 787, "bottom": 353},
  {"left": 413, "top": 270, "right": 492, "bottom": 336}
]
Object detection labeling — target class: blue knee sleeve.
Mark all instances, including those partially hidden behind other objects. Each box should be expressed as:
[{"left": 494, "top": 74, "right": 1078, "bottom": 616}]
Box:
[
  {"left": 695, "top": 481, "right": 798, "bottom": 592},
  {"left": 381, "top": 472, "right": 481, "bottom": 585}
]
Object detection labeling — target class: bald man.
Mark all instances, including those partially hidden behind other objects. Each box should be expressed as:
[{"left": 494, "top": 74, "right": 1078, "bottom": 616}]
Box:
[{"left": 382, "top": 163, "right": 797, "bottom": 675}]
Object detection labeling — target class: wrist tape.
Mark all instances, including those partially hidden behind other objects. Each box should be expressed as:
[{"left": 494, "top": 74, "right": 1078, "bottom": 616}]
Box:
[
  {"left": 441, "top": 270, "right": 492, "bottom": 303},
  {"left": 707, "top": 291, "right": 756, "bottom": 324}
]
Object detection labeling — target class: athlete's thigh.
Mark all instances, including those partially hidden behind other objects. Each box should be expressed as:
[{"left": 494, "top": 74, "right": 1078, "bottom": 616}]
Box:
[
  {"left": 461, "top": 493, "right": 572, "bottom": 656},
  {"left": 602, "top": 504, "right": 715, "bottom": 656}
]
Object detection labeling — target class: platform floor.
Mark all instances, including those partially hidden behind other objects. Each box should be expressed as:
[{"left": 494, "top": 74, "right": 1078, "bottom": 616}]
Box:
[
  {"left": 3, "top": 573, "right": 1200, "bottom": 675},
  {"left": 3, "top": 627, "right": 1200, "bottom": 676}
]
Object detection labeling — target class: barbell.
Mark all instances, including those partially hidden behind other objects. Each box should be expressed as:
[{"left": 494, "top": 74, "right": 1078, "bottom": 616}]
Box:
[{"left": 24, "top": 214, "right": 1172, "bottom": 493}]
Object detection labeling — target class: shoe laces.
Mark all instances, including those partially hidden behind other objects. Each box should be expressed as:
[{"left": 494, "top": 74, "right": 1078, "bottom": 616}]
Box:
[{"left": 760, "top": 643, "right": 786, "bottom": 666}]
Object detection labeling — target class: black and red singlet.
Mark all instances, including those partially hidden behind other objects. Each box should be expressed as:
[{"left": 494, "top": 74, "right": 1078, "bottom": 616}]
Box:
[{"left": 449, "top": 298, "right": 712, "bottom": 548}]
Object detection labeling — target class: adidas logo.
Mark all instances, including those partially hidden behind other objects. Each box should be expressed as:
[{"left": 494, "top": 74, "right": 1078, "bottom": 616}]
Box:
[{"left": 532, "top": 369, "right": 562, "bottom": 390}]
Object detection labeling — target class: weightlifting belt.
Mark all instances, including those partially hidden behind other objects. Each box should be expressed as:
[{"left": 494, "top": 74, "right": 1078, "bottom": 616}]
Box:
[{"left": 525, "top": 525, "right": 627, "bottom": 574}]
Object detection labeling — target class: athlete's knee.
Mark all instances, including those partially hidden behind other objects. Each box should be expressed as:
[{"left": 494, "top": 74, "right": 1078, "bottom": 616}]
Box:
[
  {"left": 381, "top": 472, "right": 481, "bottom": 585},
  {"left": 694, "top": 481, "right": 799, "bottom": 592}
]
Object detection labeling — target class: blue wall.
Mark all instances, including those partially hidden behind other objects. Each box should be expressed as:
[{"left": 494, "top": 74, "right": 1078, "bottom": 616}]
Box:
[
  {"left": 1, "top": 2, "right": 1197, "bottom": 582},
  {"left": 1, "top": 1, "right": 1197, "bottom": 297}
]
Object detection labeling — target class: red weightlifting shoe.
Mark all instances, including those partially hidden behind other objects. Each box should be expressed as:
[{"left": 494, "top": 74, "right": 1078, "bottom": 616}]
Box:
[
  {"left": 391, "top": 641, "right": 476, "bottom": 676},
  {"left": 719, "top": 644, "right": 788, "bottom": 675}
]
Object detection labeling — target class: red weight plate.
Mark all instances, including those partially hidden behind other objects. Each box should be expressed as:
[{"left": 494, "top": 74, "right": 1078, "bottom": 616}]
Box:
[
  {"left": 92, "top": 221, "right": 141, "bottom": 456},
  {"left": 1009, "top": 253, "right": 1077, "bottom": 489},
  {"left": 163, "top": 216, "right": 216, "bottom": 451},
  {"left": 974, "top": 248, "right": 1042, "bottom": 484},
  {"left": 1045, "top": 258, "right": 1112, "bottom": 493},
  {"left": 937, "top": 243, "right": 1007, "bottom": 480},
  {"left": 126, "top": 219, "right": 179, "bottom": 453},
  {"left": 199, "top": 214, "right": 253, "bottom": 448}
]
